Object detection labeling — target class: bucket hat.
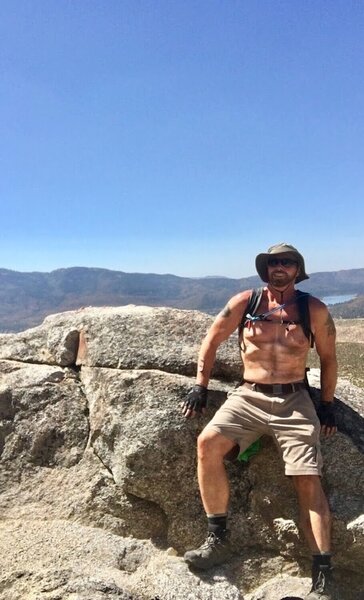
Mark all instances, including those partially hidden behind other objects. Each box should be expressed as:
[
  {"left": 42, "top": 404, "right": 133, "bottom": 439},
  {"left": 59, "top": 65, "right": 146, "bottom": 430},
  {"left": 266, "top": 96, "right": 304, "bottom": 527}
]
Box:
[{"left": 255, "top": 243, "right": 309, "bottom": 284}]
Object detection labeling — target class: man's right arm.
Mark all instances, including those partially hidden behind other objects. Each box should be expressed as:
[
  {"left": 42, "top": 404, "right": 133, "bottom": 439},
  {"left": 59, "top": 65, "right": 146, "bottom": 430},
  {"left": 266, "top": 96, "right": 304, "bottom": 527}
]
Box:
[
  {"left": 311, "top": 298, "right": 338, "bottom": 436},
  {"left": 181, "top": 291, "right": 250, "bottom": 418}
]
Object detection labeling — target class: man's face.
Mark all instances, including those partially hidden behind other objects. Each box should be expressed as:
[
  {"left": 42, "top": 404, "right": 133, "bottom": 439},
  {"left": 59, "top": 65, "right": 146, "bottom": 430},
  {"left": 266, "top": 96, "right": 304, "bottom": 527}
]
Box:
[{"left": 266, "top": 253, "right": 300, "bottom": 287}]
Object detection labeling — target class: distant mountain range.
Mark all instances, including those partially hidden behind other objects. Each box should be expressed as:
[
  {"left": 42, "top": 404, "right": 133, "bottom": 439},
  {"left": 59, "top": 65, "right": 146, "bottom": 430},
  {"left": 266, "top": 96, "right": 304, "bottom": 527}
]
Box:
[{"left": 0, "top": 266, "right": 363, "bottom": 332}]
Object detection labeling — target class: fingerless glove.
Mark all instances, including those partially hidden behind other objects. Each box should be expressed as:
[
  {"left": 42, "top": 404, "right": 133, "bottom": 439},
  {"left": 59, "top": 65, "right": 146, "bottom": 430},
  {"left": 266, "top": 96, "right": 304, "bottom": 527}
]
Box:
[
  {"left": 183, "top": 384, "right": 208, "bottom": 414},
  {"left": 317, "top": 401, "right": 337, "bottom": 428}
]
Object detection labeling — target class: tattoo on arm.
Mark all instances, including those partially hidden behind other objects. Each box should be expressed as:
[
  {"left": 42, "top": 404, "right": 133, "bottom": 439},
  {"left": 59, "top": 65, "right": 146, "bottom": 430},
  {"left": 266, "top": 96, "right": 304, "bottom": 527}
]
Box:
[
  {"left": 220, "top": 303, "right": 232, "bottom": 318},
  {"left": 325, "top": 314, "right": 336, "bottom": 336}
]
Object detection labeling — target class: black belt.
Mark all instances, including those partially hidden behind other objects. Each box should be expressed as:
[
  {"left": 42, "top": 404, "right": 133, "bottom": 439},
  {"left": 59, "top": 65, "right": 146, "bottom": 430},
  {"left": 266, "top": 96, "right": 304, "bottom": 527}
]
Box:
[{"left": 243, "top": 381, "right": 306, "bottom": 395}]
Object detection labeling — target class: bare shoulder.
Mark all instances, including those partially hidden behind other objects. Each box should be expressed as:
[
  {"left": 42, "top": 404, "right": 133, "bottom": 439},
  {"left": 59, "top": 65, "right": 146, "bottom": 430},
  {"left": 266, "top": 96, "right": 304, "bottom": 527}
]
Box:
[
  {"left": 308, "top": 295, "right": 327, "bottom": 313},
  {"left": 205, "top": 290, "right": 254, "bottom": 342},
  {"left": 218, "top": 289, "right": 252, "bottom": 318},
  {"left": 308, "top": 296, "right": 336, "bottom": 335},
  {"left": 231, "top": 289, "right": 253, "bottom": 307}
]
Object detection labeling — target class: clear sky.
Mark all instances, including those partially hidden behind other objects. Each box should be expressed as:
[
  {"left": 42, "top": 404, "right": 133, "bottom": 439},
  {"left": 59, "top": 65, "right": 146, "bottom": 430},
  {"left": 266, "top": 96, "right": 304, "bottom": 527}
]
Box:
[{"left": 1, "top": 0, "right": 363, "bottom": 278}]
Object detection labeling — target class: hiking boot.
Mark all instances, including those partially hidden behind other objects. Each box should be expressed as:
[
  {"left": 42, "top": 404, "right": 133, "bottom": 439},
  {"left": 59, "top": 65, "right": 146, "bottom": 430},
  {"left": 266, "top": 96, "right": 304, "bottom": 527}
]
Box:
[
  {"left": 305, "top": 565, "right": 337, "bottom": 600},
  {"left": 183, "top": 531, "right": 232, "bottom": 570}
]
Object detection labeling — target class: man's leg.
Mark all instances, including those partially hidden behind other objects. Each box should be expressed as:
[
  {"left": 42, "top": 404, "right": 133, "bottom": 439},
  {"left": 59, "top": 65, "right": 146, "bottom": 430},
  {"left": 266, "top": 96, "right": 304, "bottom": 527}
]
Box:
[
  {"left": 197, "top": 428, "right": 236, "bottom": 515},
  {"left": 292, "top": 475, "right": 331, "bottom": 552},
  {"left": 184, "top": 428, "right": 236, "bottom": 569},
  {"left": 293, "top": 475, "right": 336, "bottom": 599}
]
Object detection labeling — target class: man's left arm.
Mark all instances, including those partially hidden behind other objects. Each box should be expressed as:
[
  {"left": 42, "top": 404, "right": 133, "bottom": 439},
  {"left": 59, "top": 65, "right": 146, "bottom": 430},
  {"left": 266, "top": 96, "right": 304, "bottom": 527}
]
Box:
[{"left": 311, "top": 301, "right": 338, "bottom": 436}]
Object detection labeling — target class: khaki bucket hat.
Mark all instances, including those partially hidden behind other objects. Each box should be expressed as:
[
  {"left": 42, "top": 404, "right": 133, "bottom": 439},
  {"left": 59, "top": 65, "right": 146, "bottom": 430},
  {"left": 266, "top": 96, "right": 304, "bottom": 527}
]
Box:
[{"left": 255, "top": 243, "right": 309, "bottom": 284}]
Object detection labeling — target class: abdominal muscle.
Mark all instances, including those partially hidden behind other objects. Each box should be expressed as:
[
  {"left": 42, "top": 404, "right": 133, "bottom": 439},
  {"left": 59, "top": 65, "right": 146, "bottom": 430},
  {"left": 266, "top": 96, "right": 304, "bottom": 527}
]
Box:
[{"left": 240, "top": 320, "right": 310, "bottom": 384}]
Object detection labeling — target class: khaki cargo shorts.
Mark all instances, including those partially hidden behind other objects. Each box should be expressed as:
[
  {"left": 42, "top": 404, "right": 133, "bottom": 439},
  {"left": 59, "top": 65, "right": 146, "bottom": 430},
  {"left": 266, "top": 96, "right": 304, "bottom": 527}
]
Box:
[{"left": 205, "top": 384, "right": 323, "bottom": 476}]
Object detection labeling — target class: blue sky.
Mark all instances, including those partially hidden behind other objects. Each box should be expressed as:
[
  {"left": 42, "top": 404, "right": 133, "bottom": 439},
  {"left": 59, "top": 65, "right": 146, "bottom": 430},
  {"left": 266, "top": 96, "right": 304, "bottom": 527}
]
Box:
[{"left": 1, "top": 0, "right": 363, "bottom": 278}]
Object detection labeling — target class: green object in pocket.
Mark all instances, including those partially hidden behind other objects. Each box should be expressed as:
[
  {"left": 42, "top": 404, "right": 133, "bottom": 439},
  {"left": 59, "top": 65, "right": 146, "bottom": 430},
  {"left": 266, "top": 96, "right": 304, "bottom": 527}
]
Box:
[{"left": 237, "top": 439, "right": 261, "bottom": 463}]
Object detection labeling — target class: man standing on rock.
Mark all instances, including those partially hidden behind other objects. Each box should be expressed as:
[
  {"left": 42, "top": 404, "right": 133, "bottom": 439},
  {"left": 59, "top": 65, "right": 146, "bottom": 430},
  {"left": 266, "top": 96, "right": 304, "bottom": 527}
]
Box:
[{"left": 181, "top": 243, "right": 338, "bottom": 600}]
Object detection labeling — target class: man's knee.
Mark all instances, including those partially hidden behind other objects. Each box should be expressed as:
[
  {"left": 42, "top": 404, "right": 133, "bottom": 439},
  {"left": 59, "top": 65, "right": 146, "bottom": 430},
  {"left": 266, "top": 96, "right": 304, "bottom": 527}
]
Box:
[
  {"left": 197, "top": 429, "right": 233, "bottom": 461},
  {"left": 197, "top": 429, "right": 220, "bottom": 459}
]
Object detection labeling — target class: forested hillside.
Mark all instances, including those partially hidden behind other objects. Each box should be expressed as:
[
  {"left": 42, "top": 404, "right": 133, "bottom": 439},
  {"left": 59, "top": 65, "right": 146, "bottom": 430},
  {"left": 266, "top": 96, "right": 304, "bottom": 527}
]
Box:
[{"left": 0, "top": 266, "right": 363, "bottom": 332}]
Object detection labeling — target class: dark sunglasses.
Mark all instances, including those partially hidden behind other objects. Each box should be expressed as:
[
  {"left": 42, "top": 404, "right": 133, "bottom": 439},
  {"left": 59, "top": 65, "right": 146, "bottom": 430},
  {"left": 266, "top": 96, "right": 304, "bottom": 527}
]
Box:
[{"left": 267, "top": 258, "right": 298, "bottom": 267}]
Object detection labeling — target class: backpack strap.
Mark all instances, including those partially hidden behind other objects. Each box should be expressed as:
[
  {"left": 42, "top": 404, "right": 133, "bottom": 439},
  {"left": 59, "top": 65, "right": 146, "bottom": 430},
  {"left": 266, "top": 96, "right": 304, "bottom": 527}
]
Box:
[
  {"left": 238, "top": 287, "right": 314, "bottom": 347},
  {"left": 296, "top": 290, "right": 314, "bottom": 347},
  {"left": 238, "top": 287, "right": 264, "bottom": 335}
]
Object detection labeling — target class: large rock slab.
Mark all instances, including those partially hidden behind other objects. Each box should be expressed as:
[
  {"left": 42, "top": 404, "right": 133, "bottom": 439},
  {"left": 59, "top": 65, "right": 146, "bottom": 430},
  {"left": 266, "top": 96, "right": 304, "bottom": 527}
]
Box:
[
  {"left": 0, "top": 361, "right": 88, "bottom": 469},
  {"left": 0, "top": 306, "right": 363, "bottom": 599},
  {"left": 0, "top": 306, "right": 241, "bottom": 379},
  {"left": 0, "top": 520, "right": 145, "bottom": 600}
]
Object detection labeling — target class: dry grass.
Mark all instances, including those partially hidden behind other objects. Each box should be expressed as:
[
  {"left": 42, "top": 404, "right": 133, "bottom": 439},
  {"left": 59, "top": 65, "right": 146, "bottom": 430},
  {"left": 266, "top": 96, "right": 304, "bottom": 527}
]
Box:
[
  {"left": 334, "top": 318, "right": 364, "bottom": 344},
  {"left": 307, "top": 318, "right": 364, "bottom": 387},
  {"left": 308, "top": 342, "right": 364, "bottom": 389}
]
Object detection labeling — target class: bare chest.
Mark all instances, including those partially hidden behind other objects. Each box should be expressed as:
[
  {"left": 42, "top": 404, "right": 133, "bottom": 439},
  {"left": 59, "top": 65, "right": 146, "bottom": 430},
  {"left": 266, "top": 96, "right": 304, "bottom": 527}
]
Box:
[
  {"left": 241, "top": 302, "right": 309, "bottom": 349},
  {"left": 242, "top": 320, "right": 309, "bottom": 349}
]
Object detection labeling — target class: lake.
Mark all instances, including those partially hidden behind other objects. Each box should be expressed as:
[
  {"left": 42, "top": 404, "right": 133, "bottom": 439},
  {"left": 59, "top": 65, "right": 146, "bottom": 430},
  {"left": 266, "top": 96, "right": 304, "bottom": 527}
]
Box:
[{"left": 321, "top": 294, "right": 357, "bottom": 306}]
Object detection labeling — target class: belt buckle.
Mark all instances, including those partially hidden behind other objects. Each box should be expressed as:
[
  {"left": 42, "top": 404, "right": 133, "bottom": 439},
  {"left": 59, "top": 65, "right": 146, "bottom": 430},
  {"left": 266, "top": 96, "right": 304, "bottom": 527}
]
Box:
[{"left": 272, "top": 383, "right": 283, "bottom": 395}]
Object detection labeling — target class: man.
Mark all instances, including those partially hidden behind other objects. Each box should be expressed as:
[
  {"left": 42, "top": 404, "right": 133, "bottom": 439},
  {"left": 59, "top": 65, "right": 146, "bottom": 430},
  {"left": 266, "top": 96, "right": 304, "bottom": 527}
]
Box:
[{"left": 181, "top": 243, "right": 338, "bottom": 600}]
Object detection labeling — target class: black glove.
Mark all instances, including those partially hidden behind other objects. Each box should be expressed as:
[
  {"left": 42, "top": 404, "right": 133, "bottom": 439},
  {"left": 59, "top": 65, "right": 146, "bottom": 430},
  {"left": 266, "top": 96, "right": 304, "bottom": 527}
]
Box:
[
  {"left": 182, "top": 384, "right": 208, "bottom": 415},
  {"left": 317, "top": 401, "right": 337, "bottom": 429}
]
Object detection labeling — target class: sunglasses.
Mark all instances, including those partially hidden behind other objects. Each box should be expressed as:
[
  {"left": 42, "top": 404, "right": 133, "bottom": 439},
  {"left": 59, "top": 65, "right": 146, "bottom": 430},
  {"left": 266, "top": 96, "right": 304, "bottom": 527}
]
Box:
[{"left": 267, "top": 258, "right": 298, "bottom": 267}]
